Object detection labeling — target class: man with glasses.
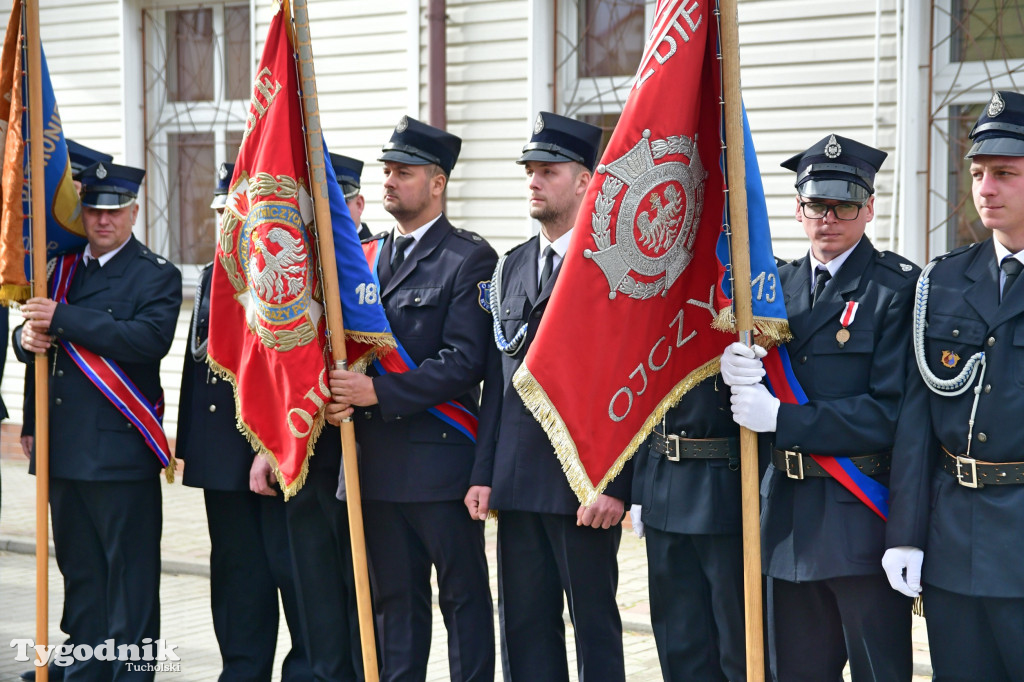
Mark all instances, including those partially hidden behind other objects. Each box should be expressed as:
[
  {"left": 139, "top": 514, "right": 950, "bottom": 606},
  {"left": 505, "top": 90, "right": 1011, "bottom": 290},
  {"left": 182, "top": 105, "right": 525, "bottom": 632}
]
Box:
[
  {"left": 884, "top": 90, "right": 1024, "bottom": 681},
  {"left": 720, "top": 134, "right": 919, "bottom": 680}
]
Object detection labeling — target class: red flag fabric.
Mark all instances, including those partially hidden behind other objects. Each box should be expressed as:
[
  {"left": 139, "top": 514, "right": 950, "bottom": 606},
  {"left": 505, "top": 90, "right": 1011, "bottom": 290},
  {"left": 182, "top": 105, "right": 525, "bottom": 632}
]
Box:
[
  {"left": 513, "top": 1, "right": 734, "bottom": 504},
  {"left": 207, "top": 5, "right": 331, "bottom": 498}
]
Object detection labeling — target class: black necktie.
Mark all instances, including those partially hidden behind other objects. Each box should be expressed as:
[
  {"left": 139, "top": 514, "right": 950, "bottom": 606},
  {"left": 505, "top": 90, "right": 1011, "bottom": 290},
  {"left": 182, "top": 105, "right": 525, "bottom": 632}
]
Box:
[
  {"left": 539, "top": 246, "right": 556, "bottom": 291},
  {"left": 1001, "top": 257, "right": 1023, "bottom": 301},
  {"left": 811, "top": 266, "right": 831, "bottom": 308},
  {"left": 392, "top": 235, "right": 413, "bottom": 270}
]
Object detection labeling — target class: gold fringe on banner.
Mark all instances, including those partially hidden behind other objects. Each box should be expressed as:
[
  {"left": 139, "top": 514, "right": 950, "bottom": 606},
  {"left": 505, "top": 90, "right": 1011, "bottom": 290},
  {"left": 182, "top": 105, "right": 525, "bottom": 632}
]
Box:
[
  {"left": 712, "top": 307, "right": 792, "bottom": 347},
  {"left": 0, "top": 284, "right": 30, "bottom": 304},
  {"left": 345, "top": 330, "right": 395, "bottom": 372},
  {"left": 513, "top": 357, "right": 722, "bottom": 506},
  {"left": 207, "top": 356, "right": 323, "bottom": 501}
]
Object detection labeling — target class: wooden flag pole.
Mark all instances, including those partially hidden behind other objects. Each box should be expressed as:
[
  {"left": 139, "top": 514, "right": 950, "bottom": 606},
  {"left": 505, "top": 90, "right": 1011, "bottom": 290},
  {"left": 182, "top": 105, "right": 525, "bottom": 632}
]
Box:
[
  {"left": 719, "top": 1, "right": 766, "bottom": 679},
  {"left": 25, "top": 1, "right": 50, "bottom": 679},
  {"left": 288, "top": 1, "right": 379, "bottom": 679}
]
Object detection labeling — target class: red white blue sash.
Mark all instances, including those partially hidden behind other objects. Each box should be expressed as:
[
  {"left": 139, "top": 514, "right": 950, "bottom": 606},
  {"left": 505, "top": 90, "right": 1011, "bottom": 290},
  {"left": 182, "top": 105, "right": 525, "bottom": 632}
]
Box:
[
  {"left": 50, "top": 254, "right": 173, "bottom": 469},
  {"left": 362, "top": 239, "right": 478, "bottom": 442},
  {"left": 762, "top": 345, "right": 889, "bottom": 520}
]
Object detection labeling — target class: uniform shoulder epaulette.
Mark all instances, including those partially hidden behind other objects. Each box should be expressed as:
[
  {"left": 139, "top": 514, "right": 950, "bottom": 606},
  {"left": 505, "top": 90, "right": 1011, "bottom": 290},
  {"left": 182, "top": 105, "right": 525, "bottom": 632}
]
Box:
[
  {"left": 932, "top": 242, "right": 976, "bottom": 263},
  {"left": 875, "top": 250, "right": 920, "bottom": 277},
  {"left": 452, "top": 226, "right": 487, "bottom": 245},
  {"left": 138, "top": 248, "right": 172, "bottom": 267},
  {"left": 362, "top": 231, "right": 387, "bottom": 244},
  {"left": 503, "top": 239, "right": 533, "bottom": 257}
]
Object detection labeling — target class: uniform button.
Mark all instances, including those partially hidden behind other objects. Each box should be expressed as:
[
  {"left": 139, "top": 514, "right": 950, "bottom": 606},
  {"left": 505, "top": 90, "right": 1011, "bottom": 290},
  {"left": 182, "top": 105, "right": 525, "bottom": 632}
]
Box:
[
  {"left": 56, "top": 328, "right": 63, "bottom": 334},
  {"left": 210, "top": 376, "right": 218, "bottom": 384},
  {"left": 414, "top": 296, "right": 421, "bottom": 303},
  {"left": 363, "top": 412, "right": 372, "bottom": 420},
  {"left": 54, "top": 398, "right": 62, "bottom": 405},
  {"left": 56, "top": 370, "right": 63, "bottom": 377},
  {"left": 952, "top": 329, "right": 960, "bottom": 337},
  {"left": 505, "top": 308, "right": 510, "bottom": 314},
  {"left": 441, "top": 432, "right": 447, "bottom": 439},
  {"left": 985, "top": 384, "right": 992, "bottom": 393},
  {"left": 209, "top": 404, "right": 217, "bottom": 412},
  {"left": 106, "top": 308, "right": 113, "bottom": 314},
  {"left": 978, "top": 432, "right": 988, "bottom": 443},
  {"left": 680, "top": 430, "right": 687, "bottom": 437},
  {"left": 532, "top": 311, "right": 541, "bottom": 318},
  {"left": 988, "top": 337, "right": 996, "bottom": 347},
  {"left": 800, "top": 356, "right": 808, "bottom": 364}
]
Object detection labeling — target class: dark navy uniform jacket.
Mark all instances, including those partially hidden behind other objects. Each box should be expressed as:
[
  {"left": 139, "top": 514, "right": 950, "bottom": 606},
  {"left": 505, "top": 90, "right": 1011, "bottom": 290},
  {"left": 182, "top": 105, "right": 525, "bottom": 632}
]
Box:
[
  {"left": 763, "top": 237, "right": 918, "bottom": 581},
  {"left": 888, "top": 238, "right": 1024, "bottom": 598},
  {"left": 355, "top": 216, "right": 497, "bottom": 503},
  {"left": 474, "top": 236, "right": 631, "bottom": 514},
  {"left": 18, "top": 236, "right": 182, "bottom": 481},
  {"left": 633, "top": 378, "right": 741, "bottom": 534},
  {"left": 177, "top": 265, "right": 255, "bottom": 491}
]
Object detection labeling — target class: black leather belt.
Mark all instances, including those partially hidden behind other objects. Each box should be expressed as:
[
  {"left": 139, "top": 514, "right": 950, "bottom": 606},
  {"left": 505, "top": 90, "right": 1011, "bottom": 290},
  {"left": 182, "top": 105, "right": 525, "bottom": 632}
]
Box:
[
  {"left": 652, "top": 435, "right": 738, "bottom": 463},
  {"left": 941, "top": 446, "right": 1024, "bottom": 488},
  {"left": 771, "top": 449, "right": 890, "bottom": 480}
]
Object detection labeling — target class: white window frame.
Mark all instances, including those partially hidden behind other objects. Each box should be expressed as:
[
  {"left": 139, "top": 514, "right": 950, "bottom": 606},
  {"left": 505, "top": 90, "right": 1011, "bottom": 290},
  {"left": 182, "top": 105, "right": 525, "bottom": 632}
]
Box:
[{"left": 135, "top": 0, "right": 254, "bottom": 286}]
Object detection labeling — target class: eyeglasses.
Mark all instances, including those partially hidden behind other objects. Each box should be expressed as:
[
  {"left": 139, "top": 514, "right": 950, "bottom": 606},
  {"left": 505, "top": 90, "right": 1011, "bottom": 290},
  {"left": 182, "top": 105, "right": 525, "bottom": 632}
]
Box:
[{"left": 800, "top": 201, "right": 864, "bottom": 221}]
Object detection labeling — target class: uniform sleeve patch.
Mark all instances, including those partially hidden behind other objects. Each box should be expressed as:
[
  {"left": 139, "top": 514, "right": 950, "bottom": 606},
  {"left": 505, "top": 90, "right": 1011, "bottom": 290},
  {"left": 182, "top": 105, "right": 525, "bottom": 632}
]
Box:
[{"left": 478, "top": 281, "right": 491, "bottom": 313}]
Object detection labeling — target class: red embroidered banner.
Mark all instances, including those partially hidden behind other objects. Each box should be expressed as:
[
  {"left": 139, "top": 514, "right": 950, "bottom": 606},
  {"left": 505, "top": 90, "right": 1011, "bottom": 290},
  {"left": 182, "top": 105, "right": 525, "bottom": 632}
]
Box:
[{"left": 513, "top": 1, "right": 735, "bottom": 503}]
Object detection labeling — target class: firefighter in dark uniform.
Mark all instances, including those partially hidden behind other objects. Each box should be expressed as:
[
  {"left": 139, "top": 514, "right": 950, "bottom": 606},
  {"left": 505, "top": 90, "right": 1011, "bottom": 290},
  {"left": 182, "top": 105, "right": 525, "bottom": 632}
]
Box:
[
  {"left": 884, "top": 90, "right": 1024, "bottom": 682},
  {"left": 175, "top": 162, "right": 312, "bottom": 682},
  {"left": 630, "top": 377, "right": 751, "bottom": 681},
  {"left": 720, "top": 135, "right": 920, "bottom": 681},
  {"left": 325, "top": 116, "right": 497, "bottom": 682},
  {"left": 17, "top": 139, "right": 113, "bottom": 682},
  {"left": 469, "top": 112, "right": 629, "bottom": 681},
  {"left": 330, "top": 152, "right": 373, "bottom": 240},
  {"left": 17, "top": 161, "right": 182, "bottom": 681}
]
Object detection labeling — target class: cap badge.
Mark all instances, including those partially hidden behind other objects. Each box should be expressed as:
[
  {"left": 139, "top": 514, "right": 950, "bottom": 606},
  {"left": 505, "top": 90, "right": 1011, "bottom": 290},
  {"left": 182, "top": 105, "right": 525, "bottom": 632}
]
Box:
[
  {"left": 396, "top": 115, "right": 409, "bottom": 133},
  {"left": 218, "top": 163, "right": 229, "bottom": 180},
  {"left": 95, "top": 163, "right": 107, "bottom": 180},
  {"left": 941, "top": 350, "right": 961, "bottom": 369},
  {"left": 988, "top": 91, "right": 1006, "bottom": 118},
  {"left": 534, "top": 113, "right": 545, "bottom": 135},
  {"left": 824, "top": 134, "right": 842, "bottom": 159}
]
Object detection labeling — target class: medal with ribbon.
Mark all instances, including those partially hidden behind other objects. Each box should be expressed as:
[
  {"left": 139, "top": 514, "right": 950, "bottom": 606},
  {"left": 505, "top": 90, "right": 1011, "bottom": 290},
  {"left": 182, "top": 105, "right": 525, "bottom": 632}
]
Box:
[{"left": 836, "top": 300, "right": 859, "bottom": 347}]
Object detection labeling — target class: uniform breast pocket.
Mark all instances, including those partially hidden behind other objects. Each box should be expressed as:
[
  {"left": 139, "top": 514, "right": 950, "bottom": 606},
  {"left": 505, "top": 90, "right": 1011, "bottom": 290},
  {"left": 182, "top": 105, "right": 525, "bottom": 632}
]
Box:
[
  {"left": 810, "top": 329, "right": 874, "bottom": 397},
  {"left": 924, "top": 313, "right": 985, "bottom": 382},
  {"left": 498, "top": 294, "right": 529, "bottom": 337},
  {"left": 391, "top": 286, "right": 443, "bottom": 337}
]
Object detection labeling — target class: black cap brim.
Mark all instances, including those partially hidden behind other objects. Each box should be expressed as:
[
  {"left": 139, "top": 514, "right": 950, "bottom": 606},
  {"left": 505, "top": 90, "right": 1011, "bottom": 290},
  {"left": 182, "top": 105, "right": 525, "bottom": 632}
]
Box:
[
  {"left": 965, "top": 137, "right": 1024, "bottom": 158},
  {"left": 797, "top": 178, "right": 871, "bottom": 203},
  {"left": 81, "top": 191, "right": 136, "bottom": 209},
  {"left": 517, "top": 149, "right": 579, "bottom": 165}
]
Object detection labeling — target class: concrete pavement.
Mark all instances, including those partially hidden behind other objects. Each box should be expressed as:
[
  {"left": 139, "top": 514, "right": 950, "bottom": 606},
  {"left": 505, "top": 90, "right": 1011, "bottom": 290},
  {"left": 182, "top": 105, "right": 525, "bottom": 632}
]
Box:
[{"left": 0, "top": 457, "right": 930, "bottom": 680}]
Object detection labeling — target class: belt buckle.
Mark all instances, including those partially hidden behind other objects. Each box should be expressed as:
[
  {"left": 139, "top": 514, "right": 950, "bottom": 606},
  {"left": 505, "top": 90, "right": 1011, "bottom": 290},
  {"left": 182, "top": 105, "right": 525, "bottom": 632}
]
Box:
[
  {"left": 666, "top": 434, "right": 681, "bottom": 462},
  {"left": 955, "top": 455, "right": 980, "bottom": 488},
  {"left": 783, "top": 450, "right": 804, "bottom": 480}
]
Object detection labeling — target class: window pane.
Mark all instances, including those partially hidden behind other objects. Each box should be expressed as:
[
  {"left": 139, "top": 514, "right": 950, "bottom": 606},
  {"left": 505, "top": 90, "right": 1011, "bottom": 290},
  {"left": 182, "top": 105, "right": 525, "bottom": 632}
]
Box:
[
  {"left": 948, "top": 103, "right": 987, "bottom": 249},
  {"left": 171, "top": 133, "right": 217, "bottom": 264},
  {"left": 226, "top": 130, "right": 244, "bottom": 164},
  {"left": 579, "top": 112, "right": 619, "bottom": 159},
  {"left": 168, "top": 9, "right": 214, "bottom": 102},
  {"left": 578, "top": 0, "right": 645, "bottom": 78},
  {"left": 225, "top": 5, "right": 251, "bottom": 100},
  {"left": 952, "top": 0, "right": 1024, "bottom": 62}
]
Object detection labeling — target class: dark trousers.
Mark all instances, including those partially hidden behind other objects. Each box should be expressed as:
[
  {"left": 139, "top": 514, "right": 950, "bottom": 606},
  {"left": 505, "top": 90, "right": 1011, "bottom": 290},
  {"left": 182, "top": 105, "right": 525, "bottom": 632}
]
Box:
[
  {"left": 205, "top": 489, "right": 311, "bottom": 682},
  {"left": 363, "top": 500, "right": 494, "bottom": 682},
  {"left": 925, "top": 584, "right": 1024, "bottom": 682},
  {"left": 645, "top": 527, "right": 747, "bottom": 682},
  {"left": 767, "top": 573, "right": 912, "bottom": 682},
  {"left": 285, "top": 467, "right": 363, "bottom": 682},
  {"left": 497, "top": 511, "right": 623, "bottom": 682},
  {"left": 50, "top": 476, "right": 161, "bottom": 682}
]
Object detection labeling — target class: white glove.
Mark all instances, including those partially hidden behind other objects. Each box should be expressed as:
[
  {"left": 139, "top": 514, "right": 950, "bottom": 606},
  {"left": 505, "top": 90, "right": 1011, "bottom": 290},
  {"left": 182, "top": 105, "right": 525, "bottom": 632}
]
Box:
[
  {"left": 720, "top": 342, "right": 767, "bottom": 386},
  {"left": 881, "top": 546, "right": 924, "bottom": 598},
  {"left": 629, "top": 504, "right": 644, "bottom": 539},
  {"left": 729, "top": 383, "right": 780, "bottom": 432}
]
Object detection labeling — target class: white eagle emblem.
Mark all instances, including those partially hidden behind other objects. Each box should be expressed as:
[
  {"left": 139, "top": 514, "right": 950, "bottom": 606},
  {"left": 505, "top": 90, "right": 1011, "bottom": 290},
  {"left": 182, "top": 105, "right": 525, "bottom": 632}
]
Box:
[
  {"left": 584, "top": 129, "right": 706, "bottom": 299},
  {"left": 249, "top": 226, "right": 306, "bottom": 303}
]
